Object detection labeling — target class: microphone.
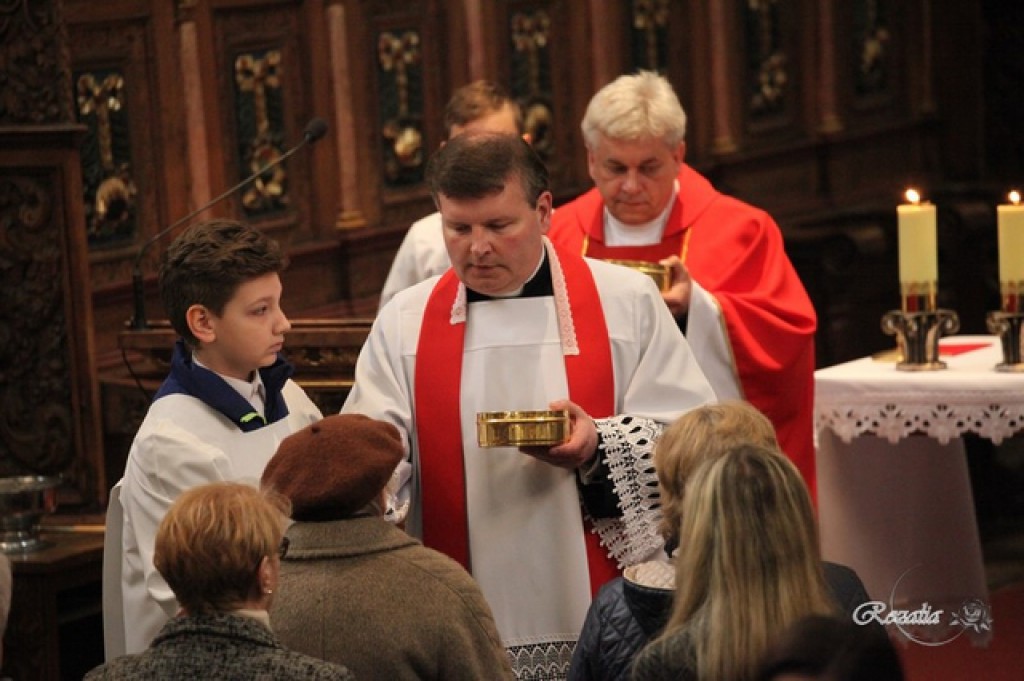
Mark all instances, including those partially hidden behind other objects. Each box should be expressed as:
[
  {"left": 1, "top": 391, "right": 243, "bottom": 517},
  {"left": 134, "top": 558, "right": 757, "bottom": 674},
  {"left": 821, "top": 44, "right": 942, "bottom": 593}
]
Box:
[{"left": 128, "top": 117, "right": 329, "bottom": 329}]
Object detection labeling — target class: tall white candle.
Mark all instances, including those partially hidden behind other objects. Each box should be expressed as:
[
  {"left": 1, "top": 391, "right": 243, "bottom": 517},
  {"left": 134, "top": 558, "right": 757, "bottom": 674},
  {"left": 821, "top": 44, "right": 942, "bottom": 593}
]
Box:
[
  {"left": 998, "top": 190, "right": 1024, "bottom": 285},
  {"left": 897, "top": 189, "right": 937, "bottom": 285}
]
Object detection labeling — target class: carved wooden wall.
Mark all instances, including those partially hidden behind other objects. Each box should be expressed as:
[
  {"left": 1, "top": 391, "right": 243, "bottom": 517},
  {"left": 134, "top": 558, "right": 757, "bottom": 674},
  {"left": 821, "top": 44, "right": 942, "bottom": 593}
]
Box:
[
  {"left": 0, "top": 1, "right": 106, "bottom": 507},
  {"left": 64, "top": 0, "right": 346, "bottom": 358},
  {"left": 58, "top": 0, "right": 981, "bottom": 362},
  {"left": 1, "top": 0, "right": 1020, "bottom": 507}
]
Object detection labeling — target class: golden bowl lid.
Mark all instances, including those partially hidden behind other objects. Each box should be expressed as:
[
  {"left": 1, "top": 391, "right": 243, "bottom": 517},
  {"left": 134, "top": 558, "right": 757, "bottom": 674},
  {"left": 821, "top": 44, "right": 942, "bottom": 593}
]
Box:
[
  {"left": 476, "top": 409, "right": 569, "bottom": 424},
  {"left": 603, "top": 259, "right": 671, "bottom": 290}
]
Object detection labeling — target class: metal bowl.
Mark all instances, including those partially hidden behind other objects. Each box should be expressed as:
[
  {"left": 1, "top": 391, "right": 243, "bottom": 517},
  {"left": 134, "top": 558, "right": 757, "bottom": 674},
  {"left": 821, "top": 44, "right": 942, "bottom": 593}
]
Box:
[
  {"left": 604, "top": 259, "right": 671, "bottom": 292},
  {"left": 0, "top": 475, "right": 60, "bottom": 553},
  {"left": 476, "top": 410, "right": 570, "bottom": 448}
]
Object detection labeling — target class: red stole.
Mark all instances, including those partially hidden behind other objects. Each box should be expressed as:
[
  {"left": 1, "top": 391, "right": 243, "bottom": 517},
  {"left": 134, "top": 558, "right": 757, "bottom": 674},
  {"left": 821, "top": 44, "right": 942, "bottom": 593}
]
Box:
[{"left": 414, "top": 249, "right": 620, "bottom": 596}]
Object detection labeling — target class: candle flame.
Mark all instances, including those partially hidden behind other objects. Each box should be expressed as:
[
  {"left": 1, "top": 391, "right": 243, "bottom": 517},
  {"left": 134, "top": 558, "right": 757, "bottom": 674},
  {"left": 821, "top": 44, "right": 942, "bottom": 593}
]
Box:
[
  {"left": 1010, "top": 190, "right": 1021, "bottom": 205},
  {"left": 904, "top": 188, "right": 921, "bottom": 204}
]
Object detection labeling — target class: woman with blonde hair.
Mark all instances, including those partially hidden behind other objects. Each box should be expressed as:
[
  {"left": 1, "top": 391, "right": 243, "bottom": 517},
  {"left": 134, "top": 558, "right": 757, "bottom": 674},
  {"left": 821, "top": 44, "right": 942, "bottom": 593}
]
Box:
[
  {"left": 570, "top": 401, "right": 867, "bottom": 681},
  {"left": 653, "top": 400, "right": 780, "bottom": 550},
  {"left": 571, "top": 401, "right": 780, "bottom": 680},
  {"left": 631, "top": 444, "right": 840, "bottom": 681},
  {"left": 86, "top": 482, "right": 353, "bottom": 680}
]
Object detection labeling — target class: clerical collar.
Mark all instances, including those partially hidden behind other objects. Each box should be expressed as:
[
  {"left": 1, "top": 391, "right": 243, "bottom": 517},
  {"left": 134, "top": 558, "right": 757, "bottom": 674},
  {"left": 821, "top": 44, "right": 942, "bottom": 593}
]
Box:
[
  {"left": 466, "top": 249, "right": 553, "bottom": 302},
  {"left": 603, "top": 179, "right": 680, "bottom": 246}
]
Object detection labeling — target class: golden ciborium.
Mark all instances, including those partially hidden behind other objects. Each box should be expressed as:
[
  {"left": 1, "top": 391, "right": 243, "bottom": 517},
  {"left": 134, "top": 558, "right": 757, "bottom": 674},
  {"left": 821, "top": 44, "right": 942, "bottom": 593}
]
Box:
[{"left": 476, "top": 410, "right": 570, "bottom": 448}]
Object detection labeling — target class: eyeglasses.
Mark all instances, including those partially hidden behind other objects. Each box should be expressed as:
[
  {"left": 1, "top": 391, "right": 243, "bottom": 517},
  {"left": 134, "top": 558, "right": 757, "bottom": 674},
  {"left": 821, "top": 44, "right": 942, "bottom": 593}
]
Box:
[{"left": 277, "top": 536, "right": 290, "bottom": 560}]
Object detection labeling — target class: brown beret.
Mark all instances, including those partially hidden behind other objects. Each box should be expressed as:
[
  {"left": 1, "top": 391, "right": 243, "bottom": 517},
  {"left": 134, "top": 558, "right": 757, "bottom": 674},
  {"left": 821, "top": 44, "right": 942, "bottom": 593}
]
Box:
[{"left": 261, "top": 414, "right": 404, "bottom": 521}]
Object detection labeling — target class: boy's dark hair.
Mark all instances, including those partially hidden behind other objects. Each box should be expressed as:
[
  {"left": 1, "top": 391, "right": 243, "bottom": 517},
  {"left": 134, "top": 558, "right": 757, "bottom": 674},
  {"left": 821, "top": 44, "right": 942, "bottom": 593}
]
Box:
[
  {"left": 427, "top": 132, "right": 548, "bottom": 207},
  {"left": 443, "top": 80, "right": 524, "bottom": 135},
  {"left": 158, "top": 219, "right": 286, "bottom": 349}
]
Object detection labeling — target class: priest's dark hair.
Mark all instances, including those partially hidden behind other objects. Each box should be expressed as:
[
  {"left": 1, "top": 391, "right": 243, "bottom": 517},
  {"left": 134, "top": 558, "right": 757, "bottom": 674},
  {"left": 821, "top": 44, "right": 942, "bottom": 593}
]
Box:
[{"left": 427, "top": 132, "right": 548, "bottom": 207}]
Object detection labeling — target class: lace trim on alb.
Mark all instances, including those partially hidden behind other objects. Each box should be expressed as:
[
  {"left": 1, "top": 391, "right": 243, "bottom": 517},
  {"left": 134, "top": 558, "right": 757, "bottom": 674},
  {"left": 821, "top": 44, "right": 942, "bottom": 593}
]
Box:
[
  {"left": 544, "top": 237, "right": 579, "bottom": 356},
  {"left": 590, "top": 415, "right": 665, "bottom": 568},
  {"left": 506, "top": 636, "right": 576, "bottom": 681},
  {"left": 445, "top": 238, "right": 579, "bottom": 356},
  {"left": 448, "top": 280, "right": 468, "bottom": 324}
]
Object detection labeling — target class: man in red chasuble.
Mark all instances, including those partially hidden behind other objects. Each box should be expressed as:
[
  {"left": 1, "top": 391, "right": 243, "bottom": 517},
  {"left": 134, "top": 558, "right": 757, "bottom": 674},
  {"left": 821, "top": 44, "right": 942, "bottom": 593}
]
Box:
[
  {"left": 342, "top": 133, "right": 714, "bottom": 678},
  {"left": 548, "top": 71, "right": 817, "bottom": 498}
]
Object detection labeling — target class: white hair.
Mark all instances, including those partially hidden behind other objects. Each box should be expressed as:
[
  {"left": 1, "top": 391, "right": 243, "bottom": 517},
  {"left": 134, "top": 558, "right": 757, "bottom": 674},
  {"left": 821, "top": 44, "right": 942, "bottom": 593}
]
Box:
[{"left": 581, "top": 70, "right": 687, "bottom": 149}]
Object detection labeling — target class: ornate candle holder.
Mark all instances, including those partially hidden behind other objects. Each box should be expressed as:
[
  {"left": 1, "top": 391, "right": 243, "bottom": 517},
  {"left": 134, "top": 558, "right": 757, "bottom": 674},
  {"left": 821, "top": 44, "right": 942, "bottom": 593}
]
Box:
[
  {"left": 881, "top": 283, "right": 959, "bottom": 371},
  {"left": 985, "top": 282, "right": 1024, "bottom": 372}
]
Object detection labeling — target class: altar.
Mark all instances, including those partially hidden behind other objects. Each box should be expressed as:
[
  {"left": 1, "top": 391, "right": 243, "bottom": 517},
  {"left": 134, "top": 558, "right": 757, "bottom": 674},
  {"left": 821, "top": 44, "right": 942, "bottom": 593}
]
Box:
[{"left": 814, "top": 335, "right": 1022, "bottom": 644}]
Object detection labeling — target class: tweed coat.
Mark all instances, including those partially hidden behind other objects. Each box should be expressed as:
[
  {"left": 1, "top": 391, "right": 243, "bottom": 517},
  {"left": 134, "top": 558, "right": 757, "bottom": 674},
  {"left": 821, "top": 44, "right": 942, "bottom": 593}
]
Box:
[
  {"left": 270, "top": 516, "right": 514, "bottom": 681},
  {"left": 85, "top": 611, "right": 354, "bottom": 680}
]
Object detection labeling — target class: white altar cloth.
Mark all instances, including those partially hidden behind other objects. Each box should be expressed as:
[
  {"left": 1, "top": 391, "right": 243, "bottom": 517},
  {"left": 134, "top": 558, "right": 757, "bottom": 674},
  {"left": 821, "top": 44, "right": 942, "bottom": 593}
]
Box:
[{"left": 814, "top": 336, "right": 1018, "bottom": 645}]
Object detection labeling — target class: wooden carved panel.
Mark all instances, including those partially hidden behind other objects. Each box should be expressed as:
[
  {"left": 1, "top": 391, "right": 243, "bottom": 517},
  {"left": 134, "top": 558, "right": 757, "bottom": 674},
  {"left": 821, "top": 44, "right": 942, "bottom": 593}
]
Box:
[
  {"left": 0, "top": 153, "right": 104, "bottom": 509},
  {"left": 214, "top": 3, "right": 312, "bottom": 237},
  {"left": 833, "top": 0, "right": 906, "bottom": 127},
  {"left": 75, "top": 67, "right": 139, "bottom": 249},
  {"left": 0, "top": 173, "right": 76, "bottom": 476},
  {"left": 1, "top": 1, "right": 105, "bottom": 510},
  {"left": 626, "top": 0, "right": 700, "bottom": 163},
  {"left": 233, "top": 47, "right": 295, "bottom": 217},
  {"left": 509, "top": 7, "right": 555, "bottom": 161},
  {"left": 0, "top": 0, "right": 74, "bottom": 125},
  {"left": 358, "top": 0, "right": 445, "bottom": 218},
  {"left": 377, "top": 28, "right": 426, "bottom": 188},
  {"left": 852, "top": 0, "right": 894, "bottom": 100},
  {"left": 741, "top": 0, "right": 806, "bottom": 140},
  {"left": 497, "top": 0, "right": 589, "bottom": 198},
  {"left": 630, "top": 0, "right": 671, "bottom": 73},
  {"left": 65, "top": 6, "right": 179, "bottom": 290}
]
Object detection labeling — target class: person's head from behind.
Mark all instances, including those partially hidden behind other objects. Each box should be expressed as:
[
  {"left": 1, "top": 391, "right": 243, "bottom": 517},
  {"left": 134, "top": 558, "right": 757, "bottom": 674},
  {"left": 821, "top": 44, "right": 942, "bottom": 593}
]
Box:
[
  {"left": 159, "top": 219, "right": 290, "bottom": 380},
  {"left": 666, "top": 444, "right": 836, "bottom": 681},
  {"left": 582, "top": 70, "right": 686, "bottom": 226},
  {"left": 655, "top": 400, "right": 779, "bottom": 544},
  {"left": 427, "top": 132, "right": 552, "bottom": 296},
  {"left": 756, "top": 615, "right": 904, "bottom": 681},
  {"left": 261, "top": 413, "right": 405, "bottom": 521},
  {"left": 444, "top": 80, "right": 524, "bottom": 139},
  {"left": 154, "top": 482, "right": 290, "bottom": 616}
]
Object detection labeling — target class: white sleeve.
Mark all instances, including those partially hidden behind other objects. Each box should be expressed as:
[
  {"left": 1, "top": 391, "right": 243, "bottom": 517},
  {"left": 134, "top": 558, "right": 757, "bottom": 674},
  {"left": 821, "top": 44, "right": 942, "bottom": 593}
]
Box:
[
  {"left": 617, "top": 275, "right": 717, "bottom": 423},
  {"left": 341, "top": 306, "right": 416, "bottom": 522},
  {"left": 587, "top": 267, "right": 717, "bottom": 568},
  {"left": 379, "top": 228, "right": 425, "bottom": 310},
  {"left": 121, "top": 421, "right": 236, "bottom": 641},
  {"left": 685, "top": 280, "right": 743, "bottom": 401}
]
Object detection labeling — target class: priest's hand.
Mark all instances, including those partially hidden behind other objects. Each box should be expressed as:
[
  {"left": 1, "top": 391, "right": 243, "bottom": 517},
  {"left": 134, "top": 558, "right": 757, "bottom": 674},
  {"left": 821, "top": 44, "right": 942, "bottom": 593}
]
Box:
[
  {"left": 661, "top": 255, "right": 691, "bottom": 318},
  {"left": 520, "top": 399, "right": 598, "bottom": 470}
]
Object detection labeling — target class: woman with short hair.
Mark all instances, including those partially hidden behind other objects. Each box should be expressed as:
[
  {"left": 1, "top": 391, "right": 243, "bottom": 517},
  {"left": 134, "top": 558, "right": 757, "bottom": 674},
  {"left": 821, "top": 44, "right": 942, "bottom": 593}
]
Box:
[{"left": 86, "top": 482, "right": 353, "bottom": 680}]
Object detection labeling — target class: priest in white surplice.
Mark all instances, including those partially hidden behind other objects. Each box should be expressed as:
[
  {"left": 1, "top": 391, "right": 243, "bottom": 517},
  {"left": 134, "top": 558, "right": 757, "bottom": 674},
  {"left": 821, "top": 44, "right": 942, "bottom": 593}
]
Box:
[{"left": 342, "top": 133, "right": 715, "bottom": 679}]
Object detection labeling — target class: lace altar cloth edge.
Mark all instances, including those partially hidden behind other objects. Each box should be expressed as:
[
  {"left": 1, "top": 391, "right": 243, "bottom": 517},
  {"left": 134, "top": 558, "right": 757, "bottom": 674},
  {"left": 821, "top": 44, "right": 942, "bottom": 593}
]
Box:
[{"left": 814, "top": 336, "right": 1024, "bottom": 445}]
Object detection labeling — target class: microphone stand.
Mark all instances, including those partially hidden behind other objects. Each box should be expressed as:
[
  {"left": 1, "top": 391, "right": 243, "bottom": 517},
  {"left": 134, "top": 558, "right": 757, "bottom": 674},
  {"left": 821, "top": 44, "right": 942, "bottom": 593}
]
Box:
[{"left": 128, "top": 118, "right": 328, "bottom": 330}]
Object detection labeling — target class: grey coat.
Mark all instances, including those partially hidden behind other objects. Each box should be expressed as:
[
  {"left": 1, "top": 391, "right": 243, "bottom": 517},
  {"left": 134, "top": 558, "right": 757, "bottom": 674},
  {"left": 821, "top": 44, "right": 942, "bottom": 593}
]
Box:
[
  {"left": 271, "top": 516, "right": 514, "bottom": 681},
  {"left": 84, "top": 611, "right": 354, "bottom": 680}
]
